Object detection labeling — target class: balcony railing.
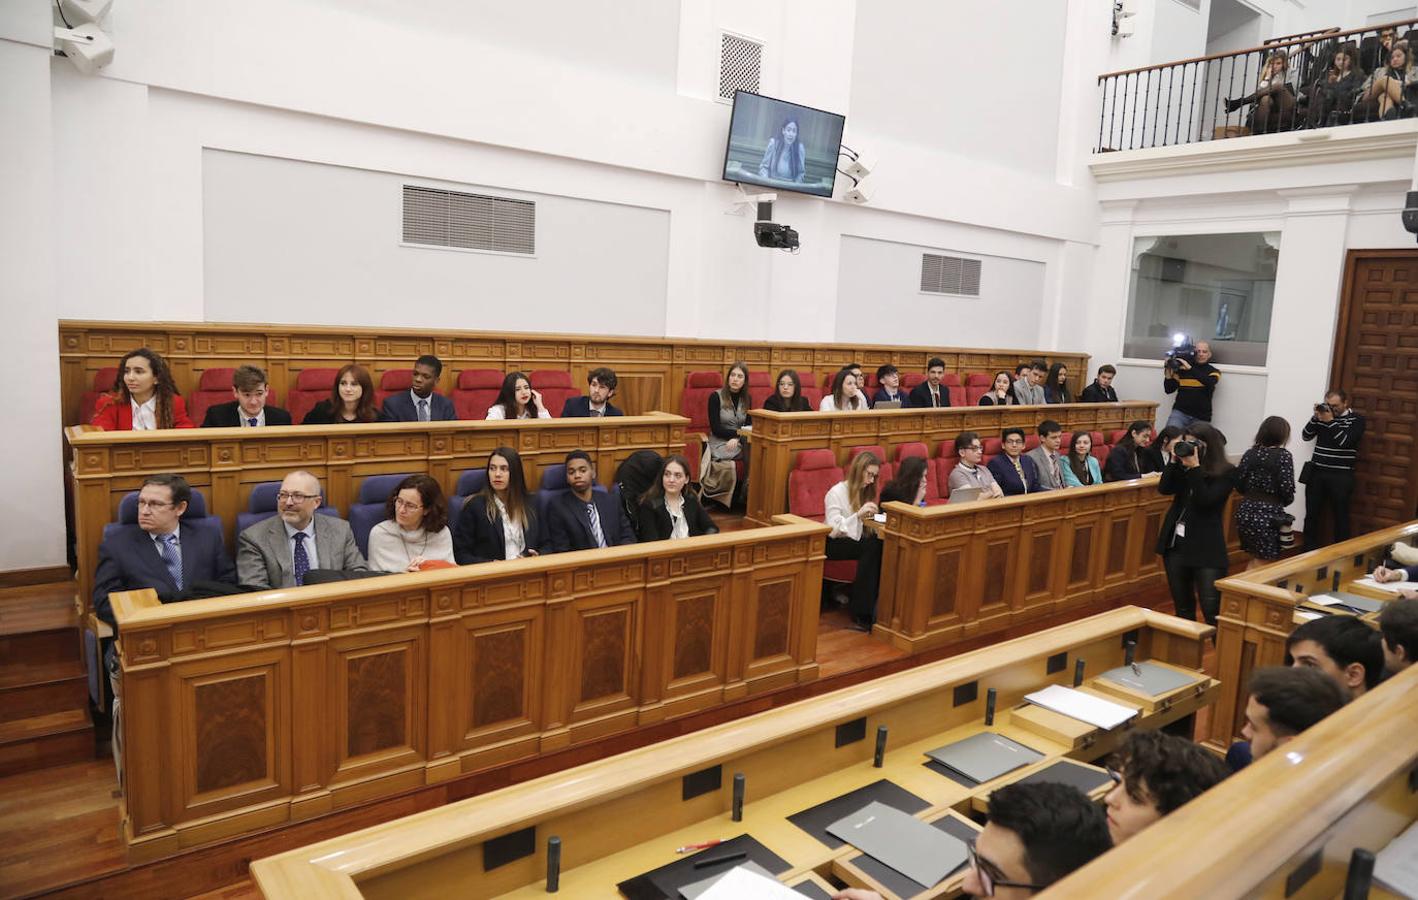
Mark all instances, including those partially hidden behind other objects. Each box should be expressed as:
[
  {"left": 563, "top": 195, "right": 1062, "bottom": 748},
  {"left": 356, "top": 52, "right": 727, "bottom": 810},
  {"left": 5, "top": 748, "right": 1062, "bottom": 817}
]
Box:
[{"left": 1096, "top": 17, "right": 1418, "bottom": 152}]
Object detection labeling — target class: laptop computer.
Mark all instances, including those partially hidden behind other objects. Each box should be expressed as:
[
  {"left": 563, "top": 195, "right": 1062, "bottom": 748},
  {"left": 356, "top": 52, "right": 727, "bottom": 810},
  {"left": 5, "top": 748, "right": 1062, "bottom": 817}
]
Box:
[
  {"left": 947, "top": 486, "right": 982, "bottom": 504},
  {"left": 874, "top": 400, "right": 902, "bottom": 410},
  {"left": 1099, "top": 661, "right": 1199, "bottom": 696},
  {"left": 924, "top": 732, "right": 1044, "bottom": 784}
]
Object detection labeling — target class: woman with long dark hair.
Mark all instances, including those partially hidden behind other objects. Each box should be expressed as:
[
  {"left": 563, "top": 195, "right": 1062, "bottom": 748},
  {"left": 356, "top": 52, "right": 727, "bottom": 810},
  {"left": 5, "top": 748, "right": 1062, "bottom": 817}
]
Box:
[
  {"left": 1104, "top": 420, "right": 1156, "bottom": 482},
  {"left": 763, "top": 369, "right": 810, "bottom": 412},
  {"left": 91, "top": 348, "right": 195, "bottom": 430},
  {"left": 1157, "top": 422, "right": 1236, "bottom": 627},
  {"left": 485, "top": 371, "right": 550, "bottom": 420},
  {"left": 1147, "top": 425, "right": 1184, "bottom": 470},
  {"left": 638, "top": 455, "right": 718, "bottom": 541},
  {"left": 757, "top": 117, "right": 806, "bottom": 183},
  {"left": 819, "top": 368, "right": 869, "bottom": 412},
  {"left": 1061, "top": 432, "right": 1102, "bottom": 487},
  {"left": 367, "top": 474, "right": 454, "bottom": 572},
  {"left": 1234, "top": 416, "right": 1295, "bottom": 568},
  {"left": 977, "top": 371, "right": 1015, "bottom": 406},
  {"left": 302, "top": 364, "right": 378, "bottom": 424},
  {"left": 1043, "top": 363, "right": 1073, "bottom": 404},
  {"left": 453, "top": 446, "right": 545, "bottom": 563},
  {"left": 879, "top": 456, "right": 929, "bottom": 507}
]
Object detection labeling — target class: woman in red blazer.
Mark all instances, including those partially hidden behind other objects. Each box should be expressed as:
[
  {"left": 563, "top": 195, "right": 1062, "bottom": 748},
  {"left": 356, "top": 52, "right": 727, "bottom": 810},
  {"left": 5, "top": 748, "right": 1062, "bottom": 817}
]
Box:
[{"left": 91, "top": 348, "right": 195, "bottom": 430}]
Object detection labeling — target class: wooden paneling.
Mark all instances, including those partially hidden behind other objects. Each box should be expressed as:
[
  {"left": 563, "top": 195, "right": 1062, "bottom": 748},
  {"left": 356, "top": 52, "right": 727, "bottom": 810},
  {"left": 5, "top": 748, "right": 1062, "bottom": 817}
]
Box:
[
  {"left": 109, "top": 516, "right": 826, "bottom": 861},
  {"left": 59, "top": 320, "right": 1090, "bottom": 424},
  {"left": 743, "top": 403, "right": 1159, "bottom": 524}
]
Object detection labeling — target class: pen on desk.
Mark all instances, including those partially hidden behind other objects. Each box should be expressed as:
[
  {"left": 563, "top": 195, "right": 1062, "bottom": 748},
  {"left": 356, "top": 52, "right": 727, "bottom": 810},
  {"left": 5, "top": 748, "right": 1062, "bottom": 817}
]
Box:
[
  {"left": 693, "top": 851, "right": 747, "bottom": 869},
  {"left": 675, "top": 839, "right": 725, "bottom": 854}
]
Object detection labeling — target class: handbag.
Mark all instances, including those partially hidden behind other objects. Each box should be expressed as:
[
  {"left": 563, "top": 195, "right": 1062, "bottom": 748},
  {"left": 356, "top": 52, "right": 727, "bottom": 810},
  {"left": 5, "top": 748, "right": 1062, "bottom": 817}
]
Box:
[{"left": 1298, "top": 461, "right": 1314, "bottom": 485}]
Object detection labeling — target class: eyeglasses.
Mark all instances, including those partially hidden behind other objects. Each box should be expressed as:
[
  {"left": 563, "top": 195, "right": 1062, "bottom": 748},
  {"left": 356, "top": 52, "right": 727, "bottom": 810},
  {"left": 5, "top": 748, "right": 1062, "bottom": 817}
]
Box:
[
  {"left": 393, "top": 498, "right": 424, "bottom": 511},
  {"left": 136, "top": 499, "right": 174, "bottom": 510},
  {"left": 967, "top": 841, "right": 1047, "bottom": 896},
  {"left": 962, "top": 444, "right": 984, "bottom": 452},
  {"left": 276, "top": 491, "right": 319, "bottom": 504}
]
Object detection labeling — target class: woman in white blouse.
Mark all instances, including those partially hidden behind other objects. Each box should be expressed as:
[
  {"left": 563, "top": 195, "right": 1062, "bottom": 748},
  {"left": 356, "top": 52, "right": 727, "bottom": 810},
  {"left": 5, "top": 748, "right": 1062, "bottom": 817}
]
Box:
[
  {"left": 367, "top": 475, "right": 456, "bottom": 572},
  {"left": 823, "top": 451, "right": 884, "bottom": 631},
  {"left": 485, "top": 371, "right": 551, "bottom": 420},
  {"left": 637, "top": 455, "right": 719, "bottom": 541},
  {"left": 452, "top": 447, "right": 546, "bottom": 563},
  {"left": 819, "top": 368, "right": 870, "bottom": 413}
]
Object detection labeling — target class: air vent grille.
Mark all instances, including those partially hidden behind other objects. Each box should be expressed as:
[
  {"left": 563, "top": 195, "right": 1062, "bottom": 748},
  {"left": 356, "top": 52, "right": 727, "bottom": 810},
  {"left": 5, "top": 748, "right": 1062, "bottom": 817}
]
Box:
[
  {"left": 719, "top": 33, "right": 763, "bottom": 100},
  {"left": 920, "top": 254, "right": 982, "bottom": 296},
  {"left": 402, "top": 185, "right": 535, "bottom": 255}
]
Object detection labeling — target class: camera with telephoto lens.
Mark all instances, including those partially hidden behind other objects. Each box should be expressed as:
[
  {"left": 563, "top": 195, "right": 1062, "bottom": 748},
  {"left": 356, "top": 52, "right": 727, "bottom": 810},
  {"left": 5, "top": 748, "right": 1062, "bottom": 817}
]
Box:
[
  {"left": 1173, "top": 440, "right": 1198, "bottom": 459},
  {"left": 1165, "top": 334, "right": 1197, "bottom": 372},
  {"left": 1314, "top": 402, "right": 1333, "bottom": 415}
]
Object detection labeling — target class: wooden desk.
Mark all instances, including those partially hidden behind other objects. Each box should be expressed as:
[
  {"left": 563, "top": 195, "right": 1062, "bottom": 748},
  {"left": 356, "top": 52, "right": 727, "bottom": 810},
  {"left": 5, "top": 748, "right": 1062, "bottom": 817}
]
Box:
[
  {"left": 110, "top": 515, "right": 825, "bottom": 862},
  {"left": 742, "top": 403, "right": 1160, "bottom": 525},
  {"left": 248, "top": 607, "right": 1214, "bottom": 899},
  {"left": 875, "top": 476, "right": 1243, "bottom": 654},
  {"left": 65, "top": 413, "right": 687, "bottom": 618},
  {"left": 1206, "top": 519, "right": 1418, "bottom": 751}
]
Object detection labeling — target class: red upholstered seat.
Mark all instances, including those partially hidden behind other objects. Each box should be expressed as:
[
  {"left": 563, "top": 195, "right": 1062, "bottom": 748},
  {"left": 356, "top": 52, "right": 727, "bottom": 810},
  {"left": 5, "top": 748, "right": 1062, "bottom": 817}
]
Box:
[
  {"left": 964, "top": 373, "right": 993, "bottom": 405},
  {"left": 848, "top": 445, "right": 886, "bottom": 465},
  {"left": 81, "top": 367, "right": 118, "bottom": 425},
  {"left": 872, "top": 462, "right": 893, "bottom": 500},
  {"left": 788, "top": 449, "right": 854, "bottom": 584},
  {"left": 681, "top": 372, "right": 724, "bottom": 479},
  {"left": 375, "top": 369, "right": 413, "bottom": 409},
  {"left": 895, "top": 442, "right": 928, "bottom": 461},
  {"left": 901, "top": 372, "right": 927, "bottom": 391},
  {"left": 1024, "top": 434, "right": 1041, "bottom": 451},
  {"left": 1109, "top": 429, "right": 1129, "bottom": 445},
  {"left": 936, "top": 440, "right": 960, "bottom": 490},
  {"left": 185, "top": 367, "right": 232, "bottom": 425},
  {"left": 452, "top": 369, "right": 504, "bottom": 420},
  {"left": 287, "top": 368, "right": 339, "bottom": 425},
  {"left": 748, "top": 371, "right": 773, "bottom": 408},
  {"left": 800, "top": 385, "right": 824, "bottom": 409},
  {"left": 940, "top": 373, "right": 966, "bottom": 408},
  {"left": 529, "top": 370, "right": 577, "bottom": 418}
]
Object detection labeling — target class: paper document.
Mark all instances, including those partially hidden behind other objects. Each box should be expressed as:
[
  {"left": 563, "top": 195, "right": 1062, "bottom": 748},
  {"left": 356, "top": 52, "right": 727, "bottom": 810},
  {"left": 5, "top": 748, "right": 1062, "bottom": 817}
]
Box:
[
  {"left": 696, "top": 865, "right": 802, "bottom": 900},
  {"left": 826, "top": 801, "right": 968, "bottom": 889},
  {"left": 873, "top": 513, "right": 887, "bottom": 523},
  {"left": 1024, "top": 684, "right": 1138, "bottom": 730},
  {"left": 680, "top": 862, "right": 775, "bottom": 900},
  {"left": 1375, "top": 819, "right": 1418, "bottom": 899},
  {"left": 1294, "top": 610, "right": 1324, "bottom": 622},
  {"left": 1354, "top": 576, "right": 1418, "bottom": 594}
]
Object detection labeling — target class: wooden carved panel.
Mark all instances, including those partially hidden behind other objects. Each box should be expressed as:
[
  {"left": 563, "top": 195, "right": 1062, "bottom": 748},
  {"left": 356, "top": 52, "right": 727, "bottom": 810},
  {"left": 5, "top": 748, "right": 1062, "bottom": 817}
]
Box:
[
  {"left": 752, "top": 580, "right": 792, "bottom": 660},
  {"left": 1139, "top": 511, "right": 1163, "bottom": 569},
  {"left": 1070, "top": 523, "right": 1095, "bottom": 585},
  {"left": 579, "top": 608, "right": 631, "bottom": 703},
  {"left": 472, "top": 627, "right": 527, "bottom": 729},
  {"left": 982, "top": 540, "right": 1010, "bottom": 608},
  {"left": 345, "top": 648, "right": 408, "bottom": 759},
  {"left": 1027, "top": 531, "right": 1054, "bottom": 595},
  {"left": 193, "top": 673, "right": 269, "bottom": 796},
  {"left": 932, "top": 547, "right": 962, "bottom": 618},
  {"left": 672, "top": 593, "right": 716, "bottom": 680},
  {"left": 1106, "top": 518, "right": 1131, "bottom": 576}
]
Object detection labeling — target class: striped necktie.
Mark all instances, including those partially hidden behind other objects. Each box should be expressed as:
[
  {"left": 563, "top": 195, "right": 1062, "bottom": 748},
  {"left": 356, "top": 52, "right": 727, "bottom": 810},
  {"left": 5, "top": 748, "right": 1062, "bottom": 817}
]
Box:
[
  {"left": 418, "top": 399, "right": 429, "bottom": 422},
  {"left": 157, "top": 533, "right": 183, "bottom": 591},
  {"left": 586, "top": 501, "right": 607, "bottom": 548}
]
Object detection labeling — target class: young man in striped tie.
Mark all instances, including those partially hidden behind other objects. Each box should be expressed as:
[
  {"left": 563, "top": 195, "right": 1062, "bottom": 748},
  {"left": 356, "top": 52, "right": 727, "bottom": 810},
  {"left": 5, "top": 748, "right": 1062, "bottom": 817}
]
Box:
[{"left": 547, "top": 450, "right": 638, "bottom": 552}]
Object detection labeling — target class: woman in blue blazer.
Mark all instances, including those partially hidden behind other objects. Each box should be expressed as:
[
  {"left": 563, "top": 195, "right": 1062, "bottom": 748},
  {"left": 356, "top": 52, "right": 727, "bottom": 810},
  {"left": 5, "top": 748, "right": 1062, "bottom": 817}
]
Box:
[{"left": 1061, "top": 432, "right": 1103, "bottom": 487}]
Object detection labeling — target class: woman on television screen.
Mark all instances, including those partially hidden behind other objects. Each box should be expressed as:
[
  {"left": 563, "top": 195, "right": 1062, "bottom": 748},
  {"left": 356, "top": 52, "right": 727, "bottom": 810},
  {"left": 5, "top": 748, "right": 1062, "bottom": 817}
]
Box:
[{"left": 758, "top": 117, "right": 806, "bottom": 183}]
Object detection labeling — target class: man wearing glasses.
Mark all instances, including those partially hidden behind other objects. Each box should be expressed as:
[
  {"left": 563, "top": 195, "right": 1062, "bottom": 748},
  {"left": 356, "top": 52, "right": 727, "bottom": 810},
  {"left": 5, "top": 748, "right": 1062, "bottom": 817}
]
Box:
[
  {"left": 946, "top": 431, "right": 1004, "bottom": 503},
  {"left": 237, "top": 470, "right": 367, "bottom": 589}
]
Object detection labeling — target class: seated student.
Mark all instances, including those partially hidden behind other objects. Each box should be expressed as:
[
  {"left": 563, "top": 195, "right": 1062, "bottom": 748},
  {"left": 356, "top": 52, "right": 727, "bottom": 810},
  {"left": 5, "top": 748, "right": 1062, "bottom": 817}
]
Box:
[
  {"left": 977, "top": 370, "right": 1015, "bottom": 406},
  {"left": 1007, "top": 363, "right": 1032, "bottom": 405},
  {"left": 872, "top": 364, "right": 907, "bottom": 406},
  {"left": 763, "top": 368, "right": 811, "bottom": 412},
  {"left": 547, "top": 450, "right": 637, "bottom": 551},
  {"left": 484, "top": 371, "right": 551, "bottom": 420},
  {"left": 1104, "top": 420, "right": 1156, "bottom": 482},
  {"left": 824, "top": 452, "right": 884, "bottom": 631},
  {"left": 1061, "top": 431, "right": 1103, "bottom": 487},
  {"left": 1241, "top": 666, "right": 1348, "bottom": 763},
  {"left": 878, "top": 456, "right": 928, "bottom": 507},
  {"left": 561, "top": 366, "right": 623, "bottom": 417},
  {"left": 92, "top": 348, "right": 195, "bottom": 430},
  {"left": 302, "top": 364, "right": 378, "bottom": 424},
  {"left": 1026, "top": 420, "right": 1064, "bottom": 490},
  {"left": 1042, "top": 362, "right": 1073, "bottom": 404},
  {"left": 987, "top": 427, "right": 1042, "bottom": 496},
  {"left": 380, "top": 355, "right": 457, "bottom": 422},
  {"left": 1103, "top": 730, "right": 1229, "bottom": 846},
  {"left": 947, "top": 431, "right": 1004, "bottom": 501},
  {"left": 1286, "top": 615, "right": 1385, "bottom": 698},
  {"left": 453, "top": 447, "right": 547, "bottom": 563},
  {"left": 637, "top": 455, "right": 718, "bottom": 541},
  {"left": 819, "top": 367, "right": 870, "bottom": 412},
  {"left": 1012, "top": 360, "right": 1047, "bottom": 406},
  {"left": 1378, "top": 597, "right": 1418, "bottom": 675},
  {"left": 92, "top": 474, "right": 237, "bottom": 629},
  {"left": 907, "top": 357, "right": 952, "bottom": 408},
  {"left": 960, "top": 782, "right": 1111, "bottom": 899},
  {"left": 845, "top": 362, "right": 869, "bottom": 406},
  {"left": 201, "top": 364, "right": 292, "bottom": 427},
  {"left": 1372, "top": 539, "right": 1418, "bottom": 586},
  {"left": 1147, "top": 425, "right": 1184, "bottom": 470},
  {"left": 367, "top": 474, "right": 455, "bottom": 572},
  {"left": 236, "top": 470, "right": 368, "bottom": 589},
  {"left": 1080, "top": 364, "right": 1119, "bottom": 403}
]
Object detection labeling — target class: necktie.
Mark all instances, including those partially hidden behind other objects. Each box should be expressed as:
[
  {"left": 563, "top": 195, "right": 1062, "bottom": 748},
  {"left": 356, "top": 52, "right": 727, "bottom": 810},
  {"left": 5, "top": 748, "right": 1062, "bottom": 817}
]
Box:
[
  {"left": 591, "top": 409, "right": 602, "bottom": 418},
  {"left": 247, "top": 416, "right": 258, "bottom": 427},
  {"left": 158, "top": 533, "right": 183, "bottom": 591},
  {"left": 932, "top": 388, "right": 939, "bottom": 407},
  {"left": 293, "top": 532, "right": 310, "bottom": 586},
  {"left": 418, "top": 399, "right": 429, "bottom": 422},
  {"left": 586, "top": 502, "right": 607, "bottom": 548},
  {"left": 1050, "top": 453, "right": 1061, "bottom": 486},
  {"left": 1012, "top": 458, "right": 1028, "bottom": 492}
]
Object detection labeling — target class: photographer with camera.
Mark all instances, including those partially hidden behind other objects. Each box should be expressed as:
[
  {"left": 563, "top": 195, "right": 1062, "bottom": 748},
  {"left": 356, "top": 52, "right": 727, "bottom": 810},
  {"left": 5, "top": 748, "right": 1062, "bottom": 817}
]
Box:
[
  {"left": 1162, "top": 339, "right": 1221, "bottom": 431},
  {"left": 1156, "top": 422, "right": 1236, "bottom": 628},
  {"left": 1300, "top": 389, "right": 1365, "bottom": 548}
]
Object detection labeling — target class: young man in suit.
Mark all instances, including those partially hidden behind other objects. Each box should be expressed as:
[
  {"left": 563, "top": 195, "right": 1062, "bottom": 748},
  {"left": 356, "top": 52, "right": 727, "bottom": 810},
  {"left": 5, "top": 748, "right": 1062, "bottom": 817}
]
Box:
[
  {"left": 561, "top": 367, "right": 624, "bottom": 417},
  {"left": 1240, "top": 666, "right": 1347, "bottom": 763},
  {"left": 547, "top": 450, "right": 637, "bottom": 552},
  {"left": 379, "top": 355, "right": 457, "bottom": 422},
  {"left": 236, "top": 470, "right": 368, "bottom": 589},
  {"left": 959, "top": 782, "right": 1111, "bottom": 899},
  {"left": 201, "top": 365, "right": 292, "bottom": 427},
  {"left": 1079, "top": 364, "right": 1119, "bottom": 403},
  {"left": 1025, "top": 420, "right": 1064, "bottom": 491},
  {"left": 1013, "top": 360, "right": 1047, "bottom": 406},
  {"left": 92, "top": 473, "right": 237, "bottom": 629},
  {"left": 907, "top": 357, "right": 951, "bottom": 408},
  {"left": 1285, "top": 615, "right": 1385, "bottom": 699},
  {"left": 872, "top": 364, "right": 907, "bottom": 406},
  {"left": 987, "top": 427, "right": 1042, "bottom": 495}
]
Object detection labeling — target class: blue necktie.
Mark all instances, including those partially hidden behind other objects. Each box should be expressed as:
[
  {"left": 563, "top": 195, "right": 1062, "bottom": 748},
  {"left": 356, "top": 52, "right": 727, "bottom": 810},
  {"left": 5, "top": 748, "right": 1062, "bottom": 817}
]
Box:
[
  {"left": 158, "top": 533, "right": 183, "bottom": 591},
  {"left": 247, "top": 416, "right": 258, "bottom": 427},
  {"left": 586, "top": 502, "right": 607, "bottom": 548},
  {"left": 418, "top": 399, "right": 429, "bottom": 422},
  {"left": 292, "top": 531, "right": 310, "bottom": 586}
]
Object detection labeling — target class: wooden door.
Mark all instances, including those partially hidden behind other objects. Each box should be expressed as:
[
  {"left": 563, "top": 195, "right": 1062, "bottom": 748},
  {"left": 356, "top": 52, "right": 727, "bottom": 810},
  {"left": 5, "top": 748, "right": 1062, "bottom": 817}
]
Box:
[{"left": 1331, "top": 250, "right": 1418, "bottom": 533}]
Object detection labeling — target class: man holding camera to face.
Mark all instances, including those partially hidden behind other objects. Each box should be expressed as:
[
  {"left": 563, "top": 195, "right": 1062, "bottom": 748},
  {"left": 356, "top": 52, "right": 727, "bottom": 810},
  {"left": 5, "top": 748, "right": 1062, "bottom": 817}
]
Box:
[
  {"left": 1301, "top": 389, "right": 1365, "bottom": 548},
  {"left": 1162, "top": 339, "right": 1221, "bottom": 431}
]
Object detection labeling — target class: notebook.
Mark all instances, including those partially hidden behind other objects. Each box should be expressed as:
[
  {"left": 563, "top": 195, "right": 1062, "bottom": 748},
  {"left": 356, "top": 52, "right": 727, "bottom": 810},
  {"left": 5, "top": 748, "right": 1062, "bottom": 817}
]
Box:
[
  {"left": 1024, "top": 684, "right": 1138, "bottom": 729},
  {"left": 1308, "top": 591, "right": 1384, "bottom": 614},
  {"left": 874, "top": 400, "right": 902, "bottom": 410},
  {"left": 826, "top": 801, "right": 969, "bottom": 889},
  {"left": 1098, "top": 661, "right": 1200, "bottom": 696},
  {"left": 924, "top": 732, "right": 1045, "bottom": 784}
]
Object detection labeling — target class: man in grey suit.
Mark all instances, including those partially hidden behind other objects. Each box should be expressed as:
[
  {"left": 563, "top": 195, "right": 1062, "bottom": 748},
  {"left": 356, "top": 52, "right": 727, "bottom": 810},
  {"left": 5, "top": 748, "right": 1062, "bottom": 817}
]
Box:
[
  {"left": 237, "top": 470, "right": 368, "bottom": 589},
  {"left": 1026, "top": 419, "right": 1065, "bottom": 491}
]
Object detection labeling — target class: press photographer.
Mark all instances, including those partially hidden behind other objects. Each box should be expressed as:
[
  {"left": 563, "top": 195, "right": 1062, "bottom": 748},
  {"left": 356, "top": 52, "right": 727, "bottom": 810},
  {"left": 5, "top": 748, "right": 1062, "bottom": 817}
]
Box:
[
  {"left": 1156, "top": 423, "right": 1236, "bottom": 628},
  {"left": 1301, "top": 389, "right": 1365, "bottom": 548},
  {"left": 1162, "top": 337, "right": 1221, "bottom": 430}
]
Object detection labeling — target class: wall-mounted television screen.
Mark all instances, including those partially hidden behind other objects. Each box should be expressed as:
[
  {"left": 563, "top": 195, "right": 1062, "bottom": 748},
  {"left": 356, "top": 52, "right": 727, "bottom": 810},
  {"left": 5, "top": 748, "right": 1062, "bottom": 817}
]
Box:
[{"left": 722, "top": 91, "right": 846, "bottom": 199}]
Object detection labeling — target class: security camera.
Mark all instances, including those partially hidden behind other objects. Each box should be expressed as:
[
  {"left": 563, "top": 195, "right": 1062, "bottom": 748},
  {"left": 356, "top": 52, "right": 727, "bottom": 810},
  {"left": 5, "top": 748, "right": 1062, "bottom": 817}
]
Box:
[
  {"left": 54, "top": 24, "right": 115, "bottom": 74},
  {"left": 754, "top": 221, "right": 799, "bottom": 250},
  {"left": 844, "top": 184, "right": 871, "bottom": 204}
]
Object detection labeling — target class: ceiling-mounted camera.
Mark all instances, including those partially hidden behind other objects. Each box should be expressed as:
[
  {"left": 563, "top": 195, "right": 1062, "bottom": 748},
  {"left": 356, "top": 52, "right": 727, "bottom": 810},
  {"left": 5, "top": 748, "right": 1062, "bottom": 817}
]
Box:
[{"left": 753, "top": 200, "right": 799, "bottom": 251}]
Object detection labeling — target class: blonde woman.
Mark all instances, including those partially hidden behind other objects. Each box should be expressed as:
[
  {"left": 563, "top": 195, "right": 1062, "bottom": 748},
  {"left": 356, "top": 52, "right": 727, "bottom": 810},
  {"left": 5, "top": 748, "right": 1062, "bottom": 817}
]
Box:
[
  {"left": 1225, "top": 50, "right": 1295, "bottom": 133},
  {"left": 824, "top": 451, "right": 884, "bottom": 631}
]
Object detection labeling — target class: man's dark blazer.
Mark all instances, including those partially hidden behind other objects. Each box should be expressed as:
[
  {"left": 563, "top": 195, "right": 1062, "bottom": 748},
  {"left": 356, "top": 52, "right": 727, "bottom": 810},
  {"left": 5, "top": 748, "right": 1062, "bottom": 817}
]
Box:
[
  {"left": 547, "top": 490, "right": 637, "bottom": 552},
  {"left": 92, "top": 523, "right": 237, "bottom": 628},
  {"left": 987, "top": 453, "right": 1042, "bottom": 496},
  {"left": 201, "top": 401, "right": 293, "bottom": 428},
  {"left": 907, "top": 381, "right": 951, "bottom": 408},
  {"left": 453, "top": 495, "right": 549, "bottom": 563},
  {"left": 379, "top": 390, "right": 457, "bottom": 422},
  {"left": 871, "top": 388, "right": 907, "bottom": 407},
  {"left": 560, "top": 396, "right": 624, "bottom": 418}
]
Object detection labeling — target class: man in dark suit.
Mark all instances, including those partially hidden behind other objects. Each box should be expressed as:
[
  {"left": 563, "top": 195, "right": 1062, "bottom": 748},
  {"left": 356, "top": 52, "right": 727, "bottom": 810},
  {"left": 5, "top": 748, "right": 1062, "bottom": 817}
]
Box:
[
  {"left": 547, "top": 450, "right": 637, "bottom": 552},
  {"left": 236, "top": 470, "right": 368, "bottom": 589},
  {"left": 201, "top": 364, "right": 293, "bottom": 427},
  {"left": 907, "top": 357, "right": 952, "bottom": 408},
  {"left": 561, "top": 367, "right": 624, "bottom": 418},
  {"left": 986, "top": 427, "right": 1042, "bottom": 495},
  {"left": 92, "top": 473, "right": 237, "bottom": 628},
  {"left": 379, "top": 355, "right": 457, "bottom": 422}
]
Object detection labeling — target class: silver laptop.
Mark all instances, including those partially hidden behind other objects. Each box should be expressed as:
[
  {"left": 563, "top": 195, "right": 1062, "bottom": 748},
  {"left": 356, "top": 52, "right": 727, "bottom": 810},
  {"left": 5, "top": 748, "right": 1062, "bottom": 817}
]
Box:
[
  {"left": 1099, "top": 661, "right": 1199, "bottom": 696},
  {"left": 947, "top": 486, "right": 982, "bottom": 504},
  {"left": 925, "top": 732, "right": 1044, "bottom": 783},
  {"left": 874, "top": 400, "right": 902, "bottom": 410}
]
